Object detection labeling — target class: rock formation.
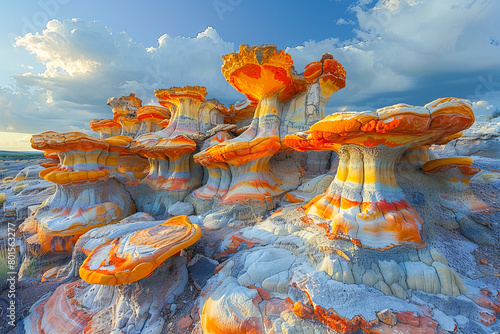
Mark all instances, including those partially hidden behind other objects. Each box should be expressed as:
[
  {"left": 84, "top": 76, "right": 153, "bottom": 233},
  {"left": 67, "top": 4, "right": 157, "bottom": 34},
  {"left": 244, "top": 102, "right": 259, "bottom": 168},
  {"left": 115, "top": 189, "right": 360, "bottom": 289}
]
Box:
[
  {"left": 196, "top": 44, "right": 346, "bottom": 229},
  {"left": 285, "top": 98, "right": 475, "bottom": 249},
  {"left": 13, "top": 44, "right": 499, "bottom": 334}
]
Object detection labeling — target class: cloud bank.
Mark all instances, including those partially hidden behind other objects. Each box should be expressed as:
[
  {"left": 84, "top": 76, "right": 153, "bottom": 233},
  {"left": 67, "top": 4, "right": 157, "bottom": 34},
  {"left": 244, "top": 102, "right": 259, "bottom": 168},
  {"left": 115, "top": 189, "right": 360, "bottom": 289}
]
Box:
[
  {"left": 1, "top": 0, "right": 499, "bottom": 141},
  {"left": 287, "top": 0, "right": 500, "bottom": 112},
  {"left": 4, "top": 20, "right": 236, "bottom": 134}
]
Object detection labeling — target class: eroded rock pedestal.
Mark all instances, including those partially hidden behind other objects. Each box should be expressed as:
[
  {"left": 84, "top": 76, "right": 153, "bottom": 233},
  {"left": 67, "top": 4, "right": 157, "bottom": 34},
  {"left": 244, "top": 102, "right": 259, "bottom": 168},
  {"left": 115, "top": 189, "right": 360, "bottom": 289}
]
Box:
[
  {"left": 196, "top": 44, "right": 346, "bottom": 229},
  {"left": 20, "top": 132, "right": 136, "bottom": 257},
  {"left": 286, "top": 98, "right": 476, "bottom": 249},
  {"left": 18, "top": 44, "right": 500, "bottom": 334}
]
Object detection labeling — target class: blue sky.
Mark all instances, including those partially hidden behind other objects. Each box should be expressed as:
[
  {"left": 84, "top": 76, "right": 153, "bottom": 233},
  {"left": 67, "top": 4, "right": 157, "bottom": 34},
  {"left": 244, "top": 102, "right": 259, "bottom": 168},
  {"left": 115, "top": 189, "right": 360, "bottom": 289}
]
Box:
[{"left": 1, "top": 0, "right": 499, "bottom": 150}]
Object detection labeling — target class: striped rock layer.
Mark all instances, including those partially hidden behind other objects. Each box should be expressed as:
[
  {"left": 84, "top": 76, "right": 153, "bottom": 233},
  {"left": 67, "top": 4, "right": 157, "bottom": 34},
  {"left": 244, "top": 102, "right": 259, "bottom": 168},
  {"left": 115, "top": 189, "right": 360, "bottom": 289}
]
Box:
[
  {"left": 422, "top": 157, "right": 488, "bottom": 211},
  {"left": 23, "top": 179, "right": 134, "bottom": 255},
  {"left": 191, "top": 131, "right": 233, "bottom": 213},
  {"left": 22, "top": 132, "right": 136, "bottom": 254},
  {"left": 89, "top": 119, "right": 121, "bottom": 139},
  {"left": 80, "top": 215, "right": 201, "bottom": 285},
  {"left": 196, "top": 46, "right": 346, "bottom": 228},
  {"left": 107, "top": 93, "right": 143, "bottom": 137},
  {"left": 130, "top": 86, "right": 214, "bottom": 214},
  {"left": 286, "top": 98, "right": 475, "bottom": 249}
]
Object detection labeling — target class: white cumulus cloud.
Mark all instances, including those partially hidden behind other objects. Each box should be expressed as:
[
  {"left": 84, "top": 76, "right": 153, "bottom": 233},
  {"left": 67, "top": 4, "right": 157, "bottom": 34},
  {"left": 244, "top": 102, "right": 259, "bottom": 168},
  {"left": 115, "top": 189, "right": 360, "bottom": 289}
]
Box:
[
  {"left": 2, "top": 0, "right": 500, "bottom": 140},
  {"left": 289, "top": 0, "right": 500, "bottom": 111},
  {"left": 5, "top": 20, "right": 238, "bottom": 134}
]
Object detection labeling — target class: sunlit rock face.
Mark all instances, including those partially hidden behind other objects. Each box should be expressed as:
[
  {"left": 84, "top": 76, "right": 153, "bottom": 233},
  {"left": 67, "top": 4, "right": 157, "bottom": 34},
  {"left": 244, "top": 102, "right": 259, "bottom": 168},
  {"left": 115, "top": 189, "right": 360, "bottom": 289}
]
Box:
[
  {"left": 89, "top": 119, "right": 121, "bottom": 139},
  {"left": 135, "top": 105, "right": 171, "bottom": 136},
  {"left": 286, "top": 98, "right": 475, "bottom": 249},
  {"left": 80, "top": 215, "right": 201, "bottom": 285},
  {"left": 107, "top": 93, "right": 143, "bottom": 138},
  {"left": 19, "top": 42, "right": 499, "bottom": 334},
  {"left": 197, "top": 45, "right": 346, "bottom": 229},
  {"left": 129, "top": 86, "right": 226, "bottom": 215},
  {"left": 21, "top": 132, "right": 136, "bottom": 256}
]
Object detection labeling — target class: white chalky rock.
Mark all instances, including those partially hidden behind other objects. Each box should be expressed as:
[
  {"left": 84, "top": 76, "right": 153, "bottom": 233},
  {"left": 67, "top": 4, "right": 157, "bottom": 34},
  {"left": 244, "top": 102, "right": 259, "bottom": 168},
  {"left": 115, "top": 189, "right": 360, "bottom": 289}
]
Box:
[
  {"left": 374, "top": 281, "right": 392, "bottom": 296},
  {"left": 201, "top": 277, "right": 264, "bottom": 332},
  {"left": 168, "top": 201, "right": 194, "bottom": 217},
  {"left": 77, "top": 213, "right": 158, "bottom": 254},
  {"left": 390, "top": 283, "right": 407, "bottom": 299},
  {"left": 432, "top": 308, "right": 457, "bottom": 332},
  {"left": 340, "top": 260, "right": 355, "bottom": 284},
  {"left": 78, "top": 284, "right": 116, "bottom": 310},
  {"left": 273, "top": 234, "right": 305, "bottom": 255},
  {"left": 296, "top": 271, "right": 421, "bottom": 322},
  {"left": 404, "top": 261, "right": 441, "bottom": 294},
  {"left": 432, "top": 261, "right": 466, "bottom": 296},
  {"left": 259, "top": 218, "right": 301, "bottom": 236},
  {"left": 241, "top": 225, "right": 279, "bottom": 244},
  {"left": 240, "top": 247, "right": 296, "bottom": 287},
  {"left": 262, "top": 270, "right": 290, "bottom": 294},
  {"left": 362, "top": 269, "right": 378, "bottom": 286},
  {"left": 285, "top": 174, "right": 335, "bottom": 204},
  {"left": 378, "top": 259, "right": 405, "bottom": 286},
  {"left": 417, "top": 248, "right": 434, "bottom": 266}
]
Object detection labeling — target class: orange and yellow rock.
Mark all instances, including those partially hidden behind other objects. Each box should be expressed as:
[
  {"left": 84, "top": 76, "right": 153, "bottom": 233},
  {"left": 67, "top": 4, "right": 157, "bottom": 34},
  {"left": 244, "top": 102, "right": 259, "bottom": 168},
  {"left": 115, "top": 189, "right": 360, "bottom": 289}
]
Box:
[
  {"left": 286, "top": 98, "right": 475, "bottom": 249},
  {"left": 107, "top": 93, "right": 143, "bottom": 137},
  {"left": 192, "top": 131, "right": 233, "bottom": 209},
  {"left": 89, "top": 119, "right": 121, "bottom": 139},
  {"left": 222, "top": 44, "right": 297, "bottom": 103},
  {"left": 22, "top": 131, "right": 135, "bottom": 255},
  {"left": 136, "top": 105, "right": 171, "bottom": 135},
  {"left": 129, "top": 86, "right": 222, "bottom": 215},
  {"left": 225, "top": 99, "right": 257, "bottom": 123},
  {"left": 79, "top": 215, "right": 201, "bottom": 285},
  {"left": 31, "top": 132, "right": 132, "bottom": 185},
  {"left": 23, "top": 281, "right": 96, "bottom": 334},
  {"left": 196, "top": 46, "right": 346, "bottom": 228}
]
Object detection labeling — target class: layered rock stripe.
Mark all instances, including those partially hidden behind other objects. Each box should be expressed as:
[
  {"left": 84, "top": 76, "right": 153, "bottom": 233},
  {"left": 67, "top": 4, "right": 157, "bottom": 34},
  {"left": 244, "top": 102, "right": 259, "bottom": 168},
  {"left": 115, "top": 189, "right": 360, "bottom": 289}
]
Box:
[
  {"left": 286, "top": 98, "right": 475, "bottom": 248},
  {"left": 195, "top": 45, "right": 346, "bottom": 221},
  {"left": 23, "top": 132, "right": 136, "bottom": 254},
  {"left": 79, "top": 215, "right": 201, "bottom": 285}
]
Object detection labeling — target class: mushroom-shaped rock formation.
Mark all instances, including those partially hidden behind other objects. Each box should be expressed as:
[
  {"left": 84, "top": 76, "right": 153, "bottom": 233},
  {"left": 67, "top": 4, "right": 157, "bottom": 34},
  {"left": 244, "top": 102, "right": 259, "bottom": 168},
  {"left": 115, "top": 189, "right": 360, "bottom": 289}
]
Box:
[
  {"left": 130, "top": 86, "right": 217, "bottom": 215},
  {"left": 80, "top": 215, "right": 201, "bottom": 285},
  {"left": 399, "top": 131, "right": 462, "bottom": 166},
  {"left": 107, "top": 93, "right": 142, "bottom": 137},
  {"left": 222, "top": 44, "right": 300, "bottom": 103},
  {"left": 196, "top": 45, "right": 346, "bottom": 228},
  {"left": 135, "top": 105, "right": 171, "bottom": 136},
  {"left": 189, "top": 130, "right": 234, "bottom": 214},
  {"left": 286, "top": 98, "right": 475, "bottom": 249},
  {"left": 24, "top": 256, "right": 189, "bottom": 334},
  {"left": 21, "top": 131, "right": 135, "bottom": 255},
  {"left": 89, "top": 119, "right": 121, "bottom": 139}
]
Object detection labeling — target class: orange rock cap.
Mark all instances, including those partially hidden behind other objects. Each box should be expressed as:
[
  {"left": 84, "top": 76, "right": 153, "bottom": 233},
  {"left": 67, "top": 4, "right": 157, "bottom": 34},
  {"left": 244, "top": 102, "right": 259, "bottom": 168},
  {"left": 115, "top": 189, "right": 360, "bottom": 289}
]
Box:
[
  {"left": 79, "top": 215, "right": 201, "bottom": 285},
  {"left": 136, "top": 105, "right": 172, "bottom": 123},
  {"left": 155, "top": 86, "right": 207, "bottom": 108}
]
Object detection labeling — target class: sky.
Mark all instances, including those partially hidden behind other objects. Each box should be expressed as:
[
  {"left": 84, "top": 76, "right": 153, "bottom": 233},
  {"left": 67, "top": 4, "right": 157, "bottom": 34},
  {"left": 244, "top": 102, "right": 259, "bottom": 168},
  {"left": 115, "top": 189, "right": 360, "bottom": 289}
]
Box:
[{"left": 0, "top": 0, "right": 499, "bottom": 151}]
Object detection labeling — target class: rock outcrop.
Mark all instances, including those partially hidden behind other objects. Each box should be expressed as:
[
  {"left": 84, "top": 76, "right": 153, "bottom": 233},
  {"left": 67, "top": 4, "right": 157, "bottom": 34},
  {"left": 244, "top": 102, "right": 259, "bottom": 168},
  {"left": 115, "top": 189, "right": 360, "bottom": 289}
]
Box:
[{"left": 12, "top": 44, "right": 499, "bottom": 334}]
